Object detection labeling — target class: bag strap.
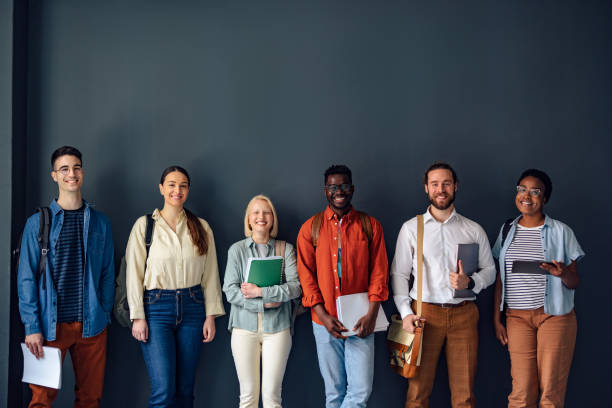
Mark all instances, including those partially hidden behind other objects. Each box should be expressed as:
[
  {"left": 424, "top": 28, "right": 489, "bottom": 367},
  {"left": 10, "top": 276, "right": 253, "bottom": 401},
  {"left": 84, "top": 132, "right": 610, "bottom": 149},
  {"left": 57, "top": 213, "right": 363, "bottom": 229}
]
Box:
[
  {"left": 274, "top": 240, "right": 287, "bottom": 282},
  {"left": 501, "top": 218, "right": 514, "bottom": 247},
  {"left": 357, "top": 211, "right": 373, "bottom": 244},
  {"left": 416, "top": 214, "right": 424, "bottom": 317},
  {"left": 311, "top": 212, "right": 324, "bottom": 247},
  {"left": 144, "top": 213, "right": 154, "bottom": 259},
  {"left": 36, "top": 207, "right": 51, "bottom": 289}
]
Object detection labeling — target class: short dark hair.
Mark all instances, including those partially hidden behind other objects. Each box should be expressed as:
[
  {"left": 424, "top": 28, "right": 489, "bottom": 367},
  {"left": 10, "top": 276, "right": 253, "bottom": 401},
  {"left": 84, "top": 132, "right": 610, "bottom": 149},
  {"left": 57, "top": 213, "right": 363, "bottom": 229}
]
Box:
[
  {"left": 51, "top": 146, "right": 82, "bottom": 169},
  {"left": 324, "top": 164, "right": 352, "bottom": 184},
  {"left": 516, "top": 168, "right": 552, "bottom": 202},
  {"left": 423, "top": 161, "right": 458, "bottom": 184}
]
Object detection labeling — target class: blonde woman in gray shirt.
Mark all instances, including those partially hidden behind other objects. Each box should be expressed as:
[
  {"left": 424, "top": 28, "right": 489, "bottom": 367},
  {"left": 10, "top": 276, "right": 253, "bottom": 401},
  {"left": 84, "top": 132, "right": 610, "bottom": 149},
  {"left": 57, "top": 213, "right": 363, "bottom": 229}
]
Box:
[{"left": 223, "top": 195, "right": 302, "bottom": 408}]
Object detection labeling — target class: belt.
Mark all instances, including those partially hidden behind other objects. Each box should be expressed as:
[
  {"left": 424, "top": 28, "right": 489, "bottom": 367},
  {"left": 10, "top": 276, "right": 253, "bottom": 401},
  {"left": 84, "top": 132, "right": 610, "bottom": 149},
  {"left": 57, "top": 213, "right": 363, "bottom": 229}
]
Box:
[{"left": 424, "top": 300, "right": 471, "bottom": 308}]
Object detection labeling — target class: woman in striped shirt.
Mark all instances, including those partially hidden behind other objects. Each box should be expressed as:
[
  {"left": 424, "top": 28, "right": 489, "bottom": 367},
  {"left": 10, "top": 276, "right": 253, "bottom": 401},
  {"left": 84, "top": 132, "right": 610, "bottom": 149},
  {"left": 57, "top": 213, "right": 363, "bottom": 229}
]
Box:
[{"left": 492, "top": 169, "right": 584, "bottom": 408}]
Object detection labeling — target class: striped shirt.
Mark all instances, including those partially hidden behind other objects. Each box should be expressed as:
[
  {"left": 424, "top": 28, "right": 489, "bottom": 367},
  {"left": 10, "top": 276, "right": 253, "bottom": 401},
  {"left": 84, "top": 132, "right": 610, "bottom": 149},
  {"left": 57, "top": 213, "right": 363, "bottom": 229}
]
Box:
[
  {"left": 53, "top": 207, "right": 85, "bottom": 322},
  {"left": 504, "top": 224, "right": 546, "bottom": 310}
]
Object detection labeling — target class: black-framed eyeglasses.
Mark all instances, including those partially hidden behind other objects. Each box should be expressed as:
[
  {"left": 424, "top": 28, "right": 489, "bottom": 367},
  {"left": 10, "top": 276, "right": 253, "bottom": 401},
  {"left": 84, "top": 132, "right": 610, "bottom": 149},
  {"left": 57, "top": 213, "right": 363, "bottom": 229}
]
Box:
[
  {"left": 516, "top": 185, "right": 542, "bottom": 197},
  {"left": 325, "top": 184, "right": 353, "bottom": 194}
]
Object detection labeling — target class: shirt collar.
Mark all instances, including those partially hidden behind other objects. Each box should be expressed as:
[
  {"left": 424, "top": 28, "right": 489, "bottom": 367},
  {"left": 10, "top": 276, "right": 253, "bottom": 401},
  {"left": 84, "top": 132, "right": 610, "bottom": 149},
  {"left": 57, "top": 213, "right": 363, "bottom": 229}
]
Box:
[
  {"left": 324, "top": 205, "right": 355, "bottom": 221},
  {"left": 152, "top": 208, "right": 187, "bottom": 222},
  {"left": 511, "top": 214, "right": 551, "bottom": 229},
  {"left": 49, "top": 198, "right": 88, "bottom": 215},
  {"left": 423, "top": 205, "right": 458, "bottom": 224},
  {"left": 246, "top": 236, "right": 275, "bottom": 249}
]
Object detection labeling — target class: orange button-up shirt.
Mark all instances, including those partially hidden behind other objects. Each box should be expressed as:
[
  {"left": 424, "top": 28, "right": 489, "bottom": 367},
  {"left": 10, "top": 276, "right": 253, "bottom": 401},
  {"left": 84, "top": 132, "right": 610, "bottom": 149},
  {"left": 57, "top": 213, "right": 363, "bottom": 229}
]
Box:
[{"left": 296, "top": 206, "right": 389, "bottom": 325}]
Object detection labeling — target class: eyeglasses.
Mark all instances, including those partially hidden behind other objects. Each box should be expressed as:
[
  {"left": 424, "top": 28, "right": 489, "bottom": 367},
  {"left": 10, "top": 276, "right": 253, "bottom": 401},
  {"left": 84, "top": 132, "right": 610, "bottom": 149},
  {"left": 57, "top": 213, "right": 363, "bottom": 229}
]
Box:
[
  {"left": 54, "top": 165, "right": 82, "bottom": 176},
  {"left": 325, "top": 184, "right": 353, "bottom": 194},
  {"left": 516, "top": 185, "right": 542, "bottom": 197}
]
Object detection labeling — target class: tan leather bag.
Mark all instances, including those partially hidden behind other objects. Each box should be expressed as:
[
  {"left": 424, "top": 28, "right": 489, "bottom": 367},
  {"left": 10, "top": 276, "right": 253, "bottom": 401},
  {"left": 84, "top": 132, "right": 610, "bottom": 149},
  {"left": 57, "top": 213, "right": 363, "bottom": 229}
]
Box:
[{"left": 387, "top": 214, "right": 425, "bottom": 378}]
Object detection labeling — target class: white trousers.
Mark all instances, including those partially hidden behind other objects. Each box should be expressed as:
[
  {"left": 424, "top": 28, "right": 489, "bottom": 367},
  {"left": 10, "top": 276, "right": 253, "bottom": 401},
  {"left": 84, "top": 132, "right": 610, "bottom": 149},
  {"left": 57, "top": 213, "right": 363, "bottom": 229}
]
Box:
[{"left": 231, "top": 313, "right": 292, "bottom": 408}]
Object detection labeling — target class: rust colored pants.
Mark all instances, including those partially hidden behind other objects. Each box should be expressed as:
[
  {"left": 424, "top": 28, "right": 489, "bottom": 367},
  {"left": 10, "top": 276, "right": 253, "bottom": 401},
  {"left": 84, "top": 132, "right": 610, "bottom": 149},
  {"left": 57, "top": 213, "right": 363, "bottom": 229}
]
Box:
[
  {"left": 405, "top": 301, "right": 479, "bottom": 408},
  {"left": 29, "top": 322, "right": 107, "bottom": 408},
  {"left": 506, "top": 308, "right": 577, "bottom": 408}
]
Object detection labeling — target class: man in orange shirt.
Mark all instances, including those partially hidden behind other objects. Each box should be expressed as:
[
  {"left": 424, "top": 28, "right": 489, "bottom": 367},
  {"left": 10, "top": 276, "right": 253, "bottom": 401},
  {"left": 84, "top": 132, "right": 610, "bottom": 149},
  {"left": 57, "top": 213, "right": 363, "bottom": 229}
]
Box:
[{"left": 297, "top": 164, "right": 389, "bottom": 408}]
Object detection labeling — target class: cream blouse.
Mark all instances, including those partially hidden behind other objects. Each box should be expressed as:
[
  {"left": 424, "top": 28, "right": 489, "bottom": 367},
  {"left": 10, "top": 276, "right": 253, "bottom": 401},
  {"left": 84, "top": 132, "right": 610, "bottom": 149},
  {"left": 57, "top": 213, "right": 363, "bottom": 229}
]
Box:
[{"left": 125, "top": 209, "right": 225, "bottom": 320}]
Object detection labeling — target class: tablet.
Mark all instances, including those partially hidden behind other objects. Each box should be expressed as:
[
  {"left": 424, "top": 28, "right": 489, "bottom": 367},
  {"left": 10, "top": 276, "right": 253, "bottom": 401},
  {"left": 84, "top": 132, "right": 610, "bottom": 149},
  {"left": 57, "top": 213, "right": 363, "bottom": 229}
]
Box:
[{"left": 511, "top": 260, "right": 552, "bottom": 275}]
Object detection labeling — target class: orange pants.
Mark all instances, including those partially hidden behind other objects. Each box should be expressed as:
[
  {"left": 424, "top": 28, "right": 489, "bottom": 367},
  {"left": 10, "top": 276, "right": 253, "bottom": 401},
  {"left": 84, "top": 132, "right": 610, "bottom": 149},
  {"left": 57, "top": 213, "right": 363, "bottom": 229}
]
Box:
[
  {"left": 29, "top": 322, "right": 107, "bottom": 408},
  {"left": 405, "top": 301, "right": 479, "bottom": 408},
  {"left": 506, "top": 308, "right": 577, "bottom": 408}
]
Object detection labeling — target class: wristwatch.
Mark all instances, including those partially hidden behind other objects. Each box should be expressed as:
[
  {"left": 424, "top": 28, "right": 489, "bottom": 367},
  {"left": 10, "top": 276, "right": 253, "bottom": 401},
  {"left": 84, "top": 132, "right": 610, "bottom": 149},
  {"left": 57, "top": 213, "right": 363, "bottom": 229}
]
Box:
[{"left": 467, "top": 277, "right": 475, "bottom": 290}]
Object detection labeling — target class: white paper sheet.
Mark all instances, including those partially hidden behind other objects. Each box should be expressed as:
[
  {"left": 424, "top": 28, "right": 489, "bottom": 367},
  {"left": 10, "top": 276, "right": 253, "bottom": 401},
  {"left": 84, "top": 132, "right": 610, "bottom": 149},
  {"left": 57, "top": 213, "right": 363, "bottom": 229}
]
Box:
[
  {"left": 336, "top": 292, "right": 389, "bottom": 336},
  {"left": 21, "top": 343, "right": 62, "bottom": 389}
]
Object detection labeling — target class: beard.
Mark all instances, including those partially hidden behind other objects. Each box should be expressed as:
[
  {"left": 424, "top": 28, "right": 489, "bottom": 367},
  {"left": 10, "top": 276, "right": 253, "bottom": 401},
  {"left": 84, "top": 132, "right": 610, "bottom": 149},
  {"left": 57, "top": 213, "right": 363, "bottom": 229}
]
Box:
[{"left": 428, "top": 191, "right": 456, "bottom": 210}]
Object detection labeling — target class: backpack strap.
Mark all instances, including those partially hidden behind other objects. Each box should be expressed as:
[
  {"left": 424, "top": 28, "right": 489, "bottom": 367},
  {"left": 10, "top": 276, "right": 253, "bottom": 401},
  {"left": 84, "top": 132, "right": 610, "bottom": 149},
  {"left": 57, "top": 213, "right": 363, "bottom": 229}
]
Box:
[
  {"left": 357, "top": 211, "right": 373, "bottom": 244},
  {"left": 311, "top": 212, "right": 324, "bottom": 248},
  {"left": 500, "top": 218, "right": 514, "bottom": 247},
  {"left": 144, "top": 213, "right": 154, "bottom": 259},
  {"left": 275, "top": 240, "right": 287, "bottom": 282},
  {"left": 36, "top": 207, "right": 51, "bottom": 290}
]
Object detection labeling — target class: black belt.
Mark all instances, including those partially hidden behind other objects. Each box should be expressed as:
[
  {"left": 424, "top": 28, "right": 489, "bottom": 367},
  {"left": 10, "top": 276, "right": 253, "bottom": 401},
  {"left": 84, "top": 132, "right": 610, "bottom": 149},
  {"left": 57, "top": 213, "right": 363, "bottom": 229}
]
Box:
[{"left": 425, "top": 300, "right": 471, "bottom": 308}]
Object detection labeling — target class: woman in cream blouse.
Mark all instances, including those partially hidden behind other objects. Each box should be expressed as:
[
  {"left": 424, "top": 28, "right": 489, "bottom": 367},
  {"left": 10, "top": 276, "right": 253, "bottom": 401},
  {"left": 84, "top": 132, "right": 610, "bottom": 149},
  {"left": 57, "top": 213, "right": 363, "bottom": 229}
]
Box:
[
  {"left": 223, "top": 195, "right": 301, "bottom": 408},
  {"left": 126, "top": 165, "right": 225, "bottom": 407}
]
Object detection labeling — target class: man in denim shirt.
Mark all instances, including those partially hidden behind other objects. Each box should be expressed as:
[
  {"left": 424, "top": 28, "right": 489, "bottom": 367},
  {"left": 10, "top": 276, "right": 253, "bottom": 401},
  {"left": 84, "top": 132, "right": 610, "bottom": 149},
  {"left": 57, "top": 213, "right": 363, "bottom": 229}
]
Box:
[{"left": 18, "top": 146, "right": 115, "bottom": 407}]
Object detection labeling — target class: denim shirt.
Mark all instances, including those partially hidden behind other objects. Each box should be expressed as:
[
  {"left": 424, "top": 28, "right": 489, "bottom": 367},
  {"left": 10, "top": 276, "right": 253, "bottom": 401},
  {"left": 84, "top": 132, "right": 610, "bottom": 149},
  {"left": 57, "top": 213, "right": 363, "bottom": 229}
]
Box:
[
  {"left": 17, "top": 200, "right": 115, "bottom": 340},
  {"left": 492, "top": 215, "right": 584, "bottom": 316},
  {"left": 223, "top": 238, "right": 302, "bottom": 333}
]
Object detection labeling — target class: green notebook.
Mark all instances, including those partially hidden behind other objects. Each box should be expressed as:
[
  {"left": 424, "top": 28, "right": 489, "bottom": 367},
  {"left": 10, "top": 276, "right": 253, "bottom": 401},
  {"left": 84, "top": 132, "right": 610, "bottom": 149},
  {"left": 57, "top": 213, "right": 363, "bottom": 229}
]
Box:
[{"left": 245, "top": 256, "right": 283, "bottom": 287}]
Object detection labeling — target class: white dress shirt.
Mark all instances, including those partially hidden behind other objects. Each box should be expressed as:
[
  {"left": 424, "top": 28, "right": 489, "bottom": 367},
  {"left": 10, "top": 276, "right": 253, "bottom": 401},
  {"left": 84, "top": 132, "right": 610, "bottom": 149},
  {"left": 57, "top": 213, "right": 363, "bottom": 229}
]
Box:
[{"left": 391, "top": 207, "right": 496, "bottom": 317}]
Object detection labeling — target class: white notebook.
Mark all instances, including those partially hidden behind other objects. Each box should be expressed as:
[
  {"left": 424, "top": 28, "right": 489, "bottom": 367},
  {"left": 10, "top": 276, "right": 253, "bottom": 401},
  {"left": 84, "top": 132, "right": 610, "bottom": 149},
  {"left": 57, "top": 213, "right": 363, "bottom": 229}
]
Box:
[
  {"left": 21, "top": 343, "right": 62, "bottom": 389},
  {"left": 336, "top": 292, "right": 389, "bottom": 336}
]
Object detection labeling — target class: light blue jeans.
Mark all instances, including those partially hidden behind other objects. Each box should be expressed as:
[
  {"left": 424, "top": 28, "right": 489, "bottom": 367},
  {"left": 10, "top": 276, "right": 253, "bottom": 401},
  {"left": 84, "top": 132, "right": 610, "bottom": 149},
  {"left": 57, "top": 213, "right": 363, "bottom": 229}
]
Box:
[{"left": 312, "top": 322, "right": 375, "bottom": 408}]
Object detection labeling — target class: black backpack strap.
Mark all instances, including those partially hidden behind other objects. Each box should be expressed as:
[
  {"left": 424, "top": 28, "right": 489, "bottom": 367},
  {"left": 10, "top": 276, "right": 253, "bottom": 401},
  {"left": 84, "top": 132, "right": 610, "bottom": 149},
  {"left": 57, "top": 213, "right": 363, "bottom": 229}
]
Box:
[
  {"left": 37, "top": 207, "right": 51, "bottom": 289},
  {"left": 501, "top": 218, "right": 514, "bottom": 247},
  {"left": 144, "top": 213, "right": 154, "bottom": 260}
]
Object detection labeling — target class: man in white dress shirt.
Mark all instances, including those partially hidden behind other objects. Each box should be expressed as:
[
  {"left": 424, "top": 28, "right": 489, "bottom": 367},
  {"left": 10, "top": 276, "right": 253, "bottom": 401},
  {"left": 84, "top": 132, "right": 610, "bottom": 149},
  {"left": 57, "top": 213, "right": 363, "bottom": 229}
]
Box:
[{"left": 391, "top": 162, "right": 495, "bottom": 408}]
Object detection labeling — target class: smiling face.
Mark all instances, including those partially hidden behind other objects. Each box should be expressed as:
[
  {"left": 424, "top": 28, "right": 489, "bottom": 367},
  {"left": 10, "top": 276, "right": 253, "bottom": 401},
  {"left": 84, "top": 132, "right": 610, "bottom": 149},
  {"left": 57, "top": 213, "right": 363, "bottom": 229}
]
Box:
[
  {"left": 248, "top": 199, "right": 274, "bottom": 236},
  {"left": 325, "top": 173, "right": 354, "bottom": 215},
  {"left": 515, "top": 175, "right": 545, "bottom": 217},
  {"left": 159, "top": 171, "right": 189, "bottom": 208},
  {"left": 424, "top": 168, "right": 457, "bottom": 210},
  {"left": 51, "top": 154, "right": 83, "bottom": 194}
]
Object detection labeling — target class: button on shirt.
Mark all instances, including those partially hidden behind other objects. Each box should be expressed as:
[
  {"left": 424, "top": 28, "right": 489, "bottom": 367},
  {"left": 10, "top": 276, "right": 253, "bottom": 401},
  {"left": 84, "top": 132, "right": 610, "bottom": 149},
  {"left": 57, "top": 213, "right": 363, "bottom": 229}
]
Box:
[
  {"left": 297, "top": 206, "right": 389, "bottom": 325},
  {"left": 126, "top": 209, "right": 225, "bottom": 320},
  {"left": 391, "top": 207, "right": 496, "bottom": 317}
]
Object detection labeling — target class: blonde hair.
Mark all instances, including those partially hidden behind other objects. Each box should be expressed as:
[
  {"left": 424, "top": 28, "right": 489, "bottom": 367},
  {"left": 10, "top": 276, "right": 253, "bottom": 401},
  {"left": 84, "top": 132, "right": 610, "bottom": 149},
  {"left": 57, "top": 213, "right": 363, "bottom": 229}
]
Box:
[{"left": 244, "top": 194, "right": 279, "bottom": 238}]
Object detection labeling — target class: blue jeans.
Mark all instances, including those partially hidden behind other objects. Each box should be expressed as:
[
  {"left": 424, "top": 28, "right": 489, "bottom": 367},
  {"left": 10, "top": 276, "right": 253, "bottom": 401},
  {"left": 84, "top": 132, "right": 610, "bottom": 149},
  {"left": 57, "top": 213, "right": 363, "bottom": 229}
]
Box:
[
  {"left": 140, "top": 285, "right": 206, "bottom": 408},
  {"left": 312, "top": 322, "right": 375, "bottom": 408}
]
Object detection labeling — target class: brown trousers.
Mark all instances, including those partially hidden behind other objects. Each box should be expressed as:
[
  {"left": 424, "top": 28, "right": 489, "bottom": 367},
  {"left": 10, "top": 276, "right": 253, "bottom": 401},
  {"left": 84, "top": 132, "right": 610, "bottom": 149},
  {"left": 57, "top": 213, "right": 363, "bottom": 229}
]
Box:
[
  {"left": 29, "top": 322, "right": 107, "bottom": 408},
  {"left": 405, "top": 301, "right": 479, "bottom": 408},
  {"left": 506, "top": 308, "right": 577, "bottom": 408}
]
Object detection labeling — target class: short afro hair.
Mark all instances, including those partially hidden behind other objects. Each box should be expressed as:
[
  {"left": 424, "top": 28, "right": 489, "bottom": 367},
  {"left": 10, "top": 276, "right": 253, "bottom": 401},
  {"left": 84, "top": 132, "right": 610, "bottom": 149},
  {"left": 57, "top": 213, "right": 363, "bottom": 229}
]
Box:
[
  {"left": 516, "top": 169, "right": 553, "bottom": 202},
  {"left": 324, "top": 164, "right": 352, "bottom": 185}
]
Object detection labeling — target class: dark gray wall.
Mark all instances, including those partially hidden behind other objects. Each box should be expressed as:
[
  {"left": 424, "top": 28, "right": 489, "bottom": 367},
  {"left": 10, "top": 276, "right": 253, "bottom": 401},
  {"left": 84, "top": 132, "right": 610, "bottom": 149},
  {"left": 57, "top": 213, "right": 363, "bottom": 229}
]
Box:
[{"left": 10, "top": 0, "right": 612, "bottom": 406}]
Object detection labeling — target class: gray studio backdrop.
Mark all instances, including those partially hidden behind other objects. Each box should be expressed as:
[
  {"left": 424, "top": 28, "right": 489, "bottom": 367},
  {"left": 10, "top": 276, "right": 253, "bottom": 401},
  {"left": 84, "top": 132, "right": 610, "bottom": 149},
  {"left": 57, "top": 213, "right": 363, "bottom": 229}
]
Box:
[{"left": 12, "top": 0, "right": 612, "bottom": 406}]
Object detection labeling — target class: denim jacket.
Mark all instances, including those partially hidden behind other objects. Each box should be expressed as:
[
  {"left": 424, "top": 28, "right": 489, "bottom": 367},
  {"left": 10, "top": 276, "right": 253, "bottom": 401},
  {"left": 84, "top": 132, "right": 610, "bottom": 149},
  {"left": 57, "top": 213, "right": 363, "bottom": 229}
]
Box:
[
  {"left": 492, "top": 215, "right": 584, "bottom": 316},
  {"left": 17, "top": 200, "right": 115, "bottom": 340}
]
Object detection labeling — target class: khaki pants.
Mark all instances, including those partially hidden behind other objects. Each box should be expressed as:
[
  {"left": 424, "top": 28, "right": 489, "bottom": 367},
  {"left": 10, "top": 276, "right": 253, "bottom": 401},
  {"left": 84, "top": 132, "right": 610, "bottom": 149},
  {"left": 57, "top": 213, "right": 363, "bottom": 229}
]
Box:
[
  {"left": 29, "top": 323, "right": 107, "bottom": 408},
  {"left": 506, "top": 308, "right": 577, "bottom": 408},
  {"left": 405, "top": 301, "right": 479, "bottom": 408},
  {"left": 231, "top": 313, "right": 292, "bottom": 408}
]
